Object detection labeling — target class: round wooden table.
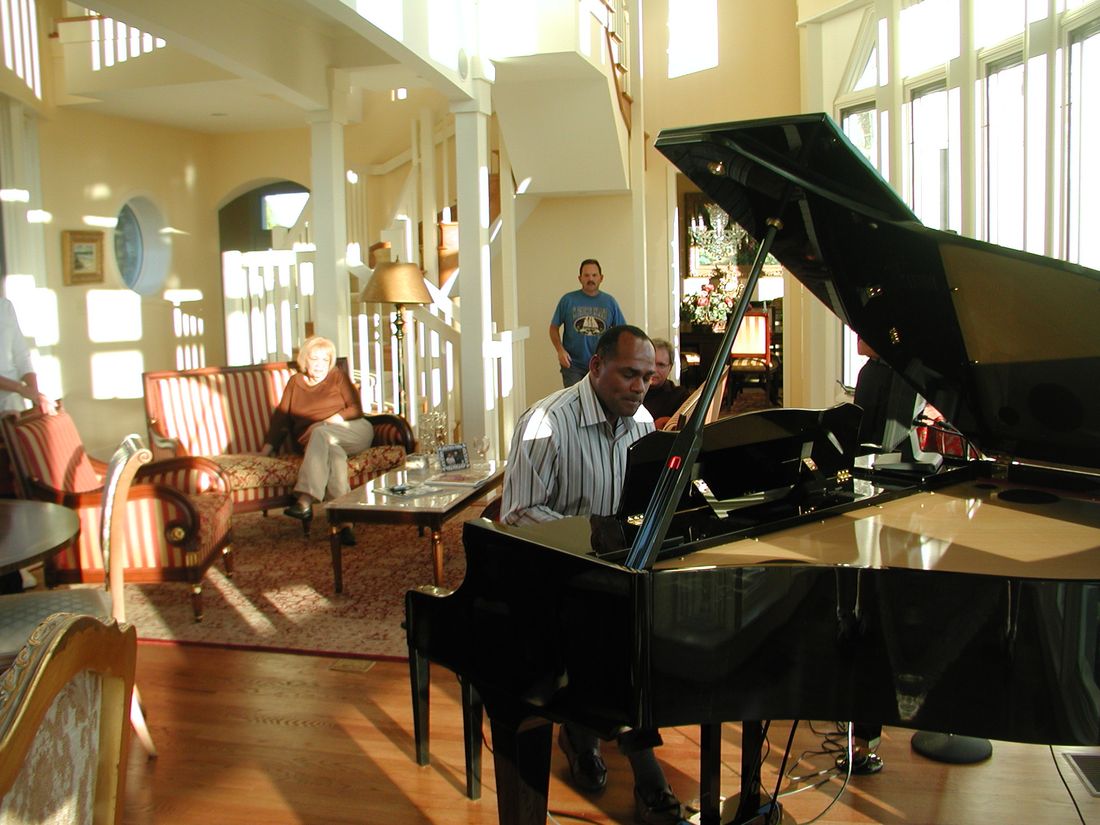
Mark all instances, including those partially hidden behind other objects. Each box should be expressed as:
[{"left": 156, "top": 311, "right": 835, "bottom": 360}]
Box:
[{"left": 0, "top": 499, "right": 79, "bottom": 592}]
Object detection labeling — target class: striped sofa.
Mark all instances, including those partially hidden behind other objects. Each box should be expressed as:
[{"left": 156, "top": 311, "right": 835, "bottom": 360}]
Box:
[
  {"left": 0, "top": 408, "right": 233, "bottom": 620},
  {"left": 142, "top": 360, "right": 415, "bottom": 525}
]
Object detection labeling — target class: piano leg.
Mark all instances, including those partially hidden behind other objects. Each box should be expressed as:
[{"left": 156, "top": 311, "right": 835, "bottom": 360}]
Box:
[
  {"left": 461, "top": 678, "right": 484, "bottom": 799},
  {"left": 725, "top": 721, "right": 782, "bottom": 825},
  {"left": 699, "top": 723, "right": 723, "bottom": 825},
  {"left": 409, "top": 650, "right": 484, "bottom": 800},
  {"left": 488, "top": 712, "right": 553, "bottom": 825},
  {"left": 409, "top": 648, "right": 430, "bottom": 767}
]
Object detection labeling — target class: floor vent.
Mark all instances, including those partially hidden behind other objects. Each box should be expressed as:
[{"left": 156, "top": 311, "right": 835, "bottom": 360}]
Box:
[{"left": 1063, "top": 752, "right": 1100, "bottom": 797}]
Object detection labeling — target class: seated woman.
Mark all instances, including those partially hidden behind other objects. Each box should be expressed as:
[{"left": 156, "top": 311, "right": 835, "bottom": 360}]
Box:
[{"left": 258, "top": 336, "right": 373, "bottom": 545}]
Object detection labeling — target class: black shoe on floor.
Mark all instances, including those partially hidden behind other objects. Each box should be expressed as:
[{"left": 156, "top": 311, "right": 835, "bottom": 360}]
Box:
[
  {"left": 557, "top": 725, "right": 607, "bottom": 792},
  {"left": 283, "top": 502, "right": 313, "bottom": 522},
  {"left": 633, "top": 785, "right": 684, "bottom": 825},
  {"left": 338, "top": 526, "right": 356, "bottom": 546}
]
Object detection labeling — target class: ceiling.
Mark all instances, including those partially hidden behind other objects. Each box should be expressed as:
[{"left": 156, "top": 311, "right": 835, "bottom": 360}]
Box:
[{"left": 56, "top": 1, "right": 435, "bottom": 134}]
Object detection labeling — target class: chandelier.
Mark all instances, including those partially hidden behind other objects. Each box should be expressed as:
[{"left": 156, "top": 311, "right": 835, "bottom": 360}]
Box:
[{"left": 688, "top": 202, "right": 749, "bottom": 272}]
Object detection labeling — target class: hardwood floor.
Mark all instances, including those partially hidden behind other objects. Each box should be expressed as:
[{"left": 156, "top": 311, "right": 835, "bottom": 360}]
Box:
[{"left": 123, "top": 642, "right": 1100, "bottom": 824}]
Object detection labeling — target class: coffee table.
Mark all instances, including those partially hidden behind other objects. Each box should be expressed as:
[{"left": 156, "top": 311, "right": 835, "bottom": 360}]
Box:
[{"left": 324, "top": 461, "right": 504, "bottom": 593}]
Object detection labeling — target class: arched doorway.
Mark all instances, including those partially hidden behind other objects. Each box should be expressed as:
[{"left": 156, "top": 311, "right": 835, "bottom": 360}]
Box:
[{"left": 218, "top": 181, "right": 312, "bottom": 365}]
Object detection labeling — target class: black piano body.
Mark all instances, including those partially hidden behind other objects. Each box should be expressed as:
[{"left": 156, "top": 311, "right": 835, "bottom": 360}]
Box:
[
  {"left": 405, "top": 113, "right": 1100, "bottom": 825},
  {"left": 408, "top": 458, "right": 1100, "bottom": 822}
]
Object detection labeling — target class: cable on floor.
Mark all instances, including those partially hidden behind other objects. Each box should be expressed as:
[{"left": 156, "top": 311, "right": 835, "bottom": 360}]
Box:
[{"left": 798, "top": 722, "right": 854, "bottom": 825}]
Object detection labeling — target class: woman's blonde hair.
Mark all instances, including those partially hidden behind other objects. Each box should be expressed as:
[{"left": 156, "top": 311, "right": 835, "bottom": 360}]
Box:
[{"left": 296, "top": 336, "right": 336, "bottom": 373}]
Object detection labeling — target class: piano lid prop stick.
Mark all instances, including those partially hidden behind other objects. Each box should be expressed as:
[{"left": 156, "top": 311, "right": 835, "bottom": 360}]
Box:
[{"left": 625, "top": 215, "right": 784, "bottom": 571}]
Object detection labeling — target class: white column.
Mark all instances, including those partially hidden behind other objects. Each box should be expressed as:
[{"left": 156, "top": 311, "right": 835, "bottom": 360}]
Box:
[
  {"left": 419, "top": 108, "right": 440, "bottom": 285},
  {"left": 453, "top": 79, "right": 493, "bottom": 443},
  {"left": 494, "top": 132, "right": 527, "bottom": 460},
  {"left": 308, "top": 116, "right": 350, "bottom": 354}
]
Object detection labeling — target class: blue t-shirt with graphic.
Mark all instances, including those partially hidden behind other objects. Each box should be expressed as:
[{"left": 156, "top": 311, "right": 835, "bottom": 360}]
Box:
[{"left": 550, "top": 289, "right": 626, "bottom": 370}]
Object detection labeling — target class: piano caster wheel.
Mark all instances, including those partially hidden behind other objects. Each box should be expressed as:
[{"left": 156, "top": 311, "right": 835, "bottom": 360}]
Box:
[{"left": 835, "top": 751, "right": 884, "bottom": 775}]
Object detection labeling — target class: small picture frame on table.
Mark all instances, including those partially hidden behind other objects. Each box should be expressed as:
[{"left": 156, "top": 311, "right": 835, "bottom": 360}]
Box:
[
  {"left": 437, "top": 442, "right": 470, "bottom": 472},
  {"left": 61, "top": 230, "right": 105, "bottom": 286}
]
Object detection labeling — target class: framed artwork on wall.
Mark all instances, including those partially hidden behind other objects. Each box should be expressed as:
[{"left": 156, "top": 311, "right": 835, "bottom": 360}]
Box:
[{"left": 61, "top": 230, "right": 105, "bottom": 285}]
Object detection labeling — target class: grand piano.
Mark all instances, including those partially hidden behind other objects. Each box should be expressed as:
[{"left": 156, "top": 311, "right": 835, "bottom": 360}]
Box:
[{"left": 405, "top": 113, "right": 1100, "bottom": 825}]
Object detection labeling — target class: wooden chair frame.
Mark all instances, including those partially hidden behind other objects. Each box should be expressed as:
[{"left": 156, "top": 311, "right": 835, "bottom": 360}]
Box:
[{"left": 0, "top": 613, "right": 136, "bottom": 824}]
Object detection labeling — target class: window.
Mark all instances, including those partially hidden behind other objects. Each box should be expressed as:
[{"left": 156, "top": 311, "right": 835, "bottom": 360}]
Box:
[
  {"left": 839, "top": 103, "right": 881, "bottom": 389},
  {"left": 262, "top": 192, "right": 309, "bottom": 230},
  {"left": 114, "top": 204, "right": 143, "bottom": 287},
  {"left": 1, "top": 0, "right": 42, "bottom": 98},
  {"left": 853, "top": 47, "right": 877, "bottom": 92},
  {"left": 983, "top": 55, "right": 1026, "bottom": 249},
  {"left": 113, "top": 197, "right": 169, "bottom": 295},
  {"left": 899, "top": 0, "right": 960, "bottom": 78},
  {"left": 1066, "top": 20, "right": 1100, "bottom": 269},
  {"left": 973, "top": 0, "right": 1027, "bottom": 50},
  {"left": 841, "top": 103, "right": 879, "bottom": 170},
  {"left": 823, "top": 0, "right": 1100, "bottom": 402},
  {"left": 667, "top": 0, "right": 718, "bottom": 79},
  {"left": 907, "top": 82, "right": 954, "bottom": 230}
]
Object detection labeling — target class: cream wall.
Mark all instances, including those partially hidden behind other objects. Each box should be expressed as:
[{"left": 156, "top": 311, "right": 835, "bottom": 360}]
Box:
[
  {"left": 206, "top": 128, "right": 311, "bottom": 209},
  {"left": 35, "top": 109, "right": 323, "bottom": 455},
  {"left": 516, "top": 193, "right": 634, "bottom": 403},
  {"left": 36, "top": 108, "right": 220, "bottom": 455},
  {"left": 640, "top": 0, "right": 802, "bottom": 345}
]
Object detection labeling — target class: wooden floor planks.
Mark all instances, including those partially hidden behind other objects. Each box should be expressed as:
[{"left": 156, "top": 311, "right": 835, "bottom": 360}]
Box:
[{"left": 123, "top": 642, "right": 1100, "bottom": 824}]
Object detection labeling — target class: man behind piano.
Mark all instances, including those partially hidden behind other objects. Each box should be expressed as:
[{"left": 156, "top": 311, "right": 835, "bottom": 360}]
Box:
[{"left": 501, "top": 324, "right": 685, "bottom": 825}]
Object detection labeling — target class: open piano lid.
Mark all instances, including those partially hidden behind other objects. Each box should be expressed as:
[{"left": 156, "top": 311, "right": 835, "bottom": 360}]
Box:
[{"left": 656, "top": 113, "right": 1100, "bottom": 473}]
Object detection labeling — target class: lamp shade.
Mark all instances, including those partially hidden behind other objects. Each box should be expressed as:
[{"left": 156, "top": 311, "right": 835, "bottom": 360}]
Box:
[{"left": 360, "top": 261, "right": 432, "bottom": 306}]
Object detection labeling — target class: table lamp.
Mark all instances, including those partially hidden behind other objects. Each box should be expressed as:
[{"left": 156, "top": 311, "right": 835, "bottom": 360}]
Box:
[{"left": 360, "top": 261, "right": 432, "bottom": 416}]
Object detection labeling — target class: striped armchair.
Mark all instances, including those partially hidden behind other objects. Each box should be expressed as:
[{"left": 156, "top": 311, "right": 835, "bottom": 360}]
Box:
[
  {"left": 0, "top": 408, "right": 232, "bottom": 621},
  {"left": 142, "top": 360, "right": 414, "bottom": 528}
]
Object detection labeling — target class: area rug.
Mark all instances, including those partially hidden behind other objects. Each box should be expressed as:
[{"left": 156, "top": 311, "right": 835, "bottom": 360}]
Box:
[{"left": 125, "top": 506, "right": 477, "bottom": 661}]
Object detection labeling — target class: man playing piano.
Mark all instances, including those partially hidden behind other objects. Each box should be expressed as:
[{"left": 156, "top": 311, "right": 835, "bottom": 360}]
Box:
[{"left": 501, "top": 324, "right": 685, "bottom": 825}]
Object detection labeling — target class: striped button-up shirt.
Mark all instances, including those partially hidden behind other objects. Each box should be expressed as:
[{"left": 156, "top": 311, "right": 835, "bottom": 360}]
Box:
[{"left": 501, "top": 374, "right": 654, "bottom": 525}]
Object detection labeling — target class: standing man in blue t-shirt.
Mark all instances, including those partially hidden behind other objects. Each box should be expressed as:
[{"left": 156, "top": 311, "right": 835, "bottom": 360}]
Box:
[{"left": 549, "top": 258, "right": 627, "bottom": 387}]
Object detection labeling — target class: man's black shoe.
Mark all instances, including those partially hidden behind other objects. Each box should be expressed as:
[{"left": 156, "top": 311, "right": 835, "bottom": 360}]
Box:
[
  {"left": 339, "top": 525, "right": 356, "bottom": 546},
  {"left": 557, "top": 726, "right": 607, "bottom": 791},
  {"left": 283, "top": 502, "right": 313, "bottom": 522},
  {"left": 633, "top": 785, "right": 685, "bottom": 825}
]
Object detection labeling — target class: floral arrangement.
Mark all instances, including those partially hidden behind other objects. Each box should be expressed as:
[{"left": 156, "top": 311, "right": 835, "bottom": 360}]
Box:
[{"left": 681, "top": 269, "right": 743, "bottom": 328}]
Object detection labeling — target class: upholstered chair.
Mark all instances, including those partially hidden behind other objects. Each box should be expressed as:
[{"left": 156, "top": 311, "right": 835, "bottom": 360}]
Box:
[
  {"left": 0, "top": 433, "right": 160, "bottom": 756},
  {"left": 0, "top": 408, "right": 233, "bottom": 621},
  {"left": 0, "top": 612, "right": 136, "bottom": 825}
]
